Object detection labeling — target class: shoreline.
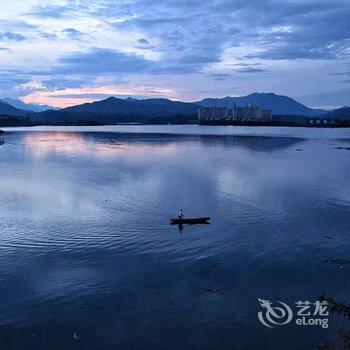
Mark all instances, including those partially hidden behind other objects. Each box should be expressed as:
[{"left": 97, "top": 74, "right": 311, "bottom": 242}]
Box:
[
  {"left": 1, "top": 122, "right": 350, "bottom": 129},
  {"left": 2, "top": 124, "right": 350, "bottom": 141}
]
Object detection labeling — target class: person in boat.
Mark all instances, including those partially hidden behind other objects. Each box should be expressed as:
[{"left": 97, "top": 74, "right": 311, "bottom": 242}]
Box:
[{"left": 178, "top": 209, "right": 184, "bottom": 219}]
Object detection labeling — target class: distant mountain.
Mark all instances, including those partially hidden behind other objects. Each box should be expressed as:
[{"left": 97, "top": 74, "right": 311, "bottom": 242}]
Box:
[
  {"left": 0, "top": 100, "right": 28, "bottom": 116},
  {"left": 196, "top": 92, "right": 326, "bottom": 117},
  {"left": 34, "top": 97, "right": 198, "bottom": 123},
  {"left": 6, "top": 93, "right": 338, "bottom": 125},
  {"left": 321, "top": 106, "right": 350, "bottom": 120},
  {"left": 2, "top": 97, "right": 55, "bottom": 112}
]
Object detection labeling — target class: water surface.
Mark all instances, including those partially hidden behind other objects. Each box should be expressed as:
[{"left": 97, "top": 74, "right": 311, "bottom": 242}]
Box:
[{"left": 1, "top": 126, "right": 350, "bottom": 349}]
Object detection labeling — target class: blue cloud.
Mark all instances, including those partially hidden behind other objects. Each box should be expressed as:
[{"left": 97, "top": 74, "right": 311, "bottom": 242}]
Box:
[
  {"left": 39, "top": 46, "right": 220, "bottom": 78},
  {"left": 208, "top": 73, "right": 230, "bottom": 81},
  {"left": 0, "top": 31, "right": 26, "bottom": 41},
  {"left": 297, "top": 89, "right": 350, "bottom": 107},
  {"left": 2, "top": 0, "right": 350, "bottom": 106},
  {"left": 62, "top": 28, "right": 84, "bottom": 40},
  {"left": 29, "top": 4, "right": 75, "bottom": 18},
  {"left": 110, "top": 0, "right": 350, "bottom": 62},
  {"left": 0, "top": 70, "right": 32, "bottom": 97},
  {"left": 54, "top": 48, "right": 153, "bottom": 75},
  {"left": 137, "top": 38, "right": 150, "bottom": 45},
  {"left": 236, "top": 68, "right": 266, "bottom": 73}
]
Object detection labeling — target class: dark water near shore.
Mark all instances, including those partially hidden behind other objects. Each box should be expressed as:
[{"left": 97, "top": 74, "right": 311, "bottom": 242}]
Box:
[{"left": 0, "top": 126, "right": 350, "bottom": 349}]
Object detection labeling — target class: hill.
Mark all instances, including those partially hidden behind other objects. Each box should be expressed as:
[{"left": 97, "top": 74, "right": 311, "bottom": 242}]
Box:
[
  {"left": 33, "top": 97, "right": 198, "bottom": 123},
  {"left": 2, "top": 97, "right": 55, "bottom": 112},
  {"left": 0, "top": 100, "right": 28, "bottom": 116},
  {"left": 196, "top": 92, "right": 326, "bottom": 117},
  {"left": 321, "top": 106, "right": 350, "bottom": 120}
]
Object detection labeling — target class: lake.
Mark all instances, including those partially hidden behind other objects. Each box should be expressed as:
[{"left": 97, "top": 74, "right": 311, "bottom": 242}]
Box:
[{"left": 0, "top": 125, "right": 350, "bottom": 349}]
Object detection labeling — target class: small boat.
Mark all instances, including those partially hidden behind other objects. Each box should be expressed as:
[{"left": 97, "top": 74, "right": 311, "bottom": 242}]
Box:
[{"left": 170, "top": 217, "right": 210, "bottom": 225}]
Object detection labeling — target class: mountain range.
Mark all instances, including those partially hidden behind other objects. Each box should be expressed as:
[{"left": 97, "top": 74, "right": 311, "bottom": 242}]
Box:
[
  {"left": 32, "top": 96, "right": 198, "bottom": 123},
  {"left": 2, "top": 98, "right": 55, "bottom": 112},
  {"left": 0, "top": 93, "right": 349, "bottom": 123},
  {"left": 0, "top": 100, "right": 28, "bottom": 116},
  {"left": 322, "top": 106, "right": 350, "bottom": 120},
  {"left": 196, "top": 92, "right": 326, "bottom": 117}
]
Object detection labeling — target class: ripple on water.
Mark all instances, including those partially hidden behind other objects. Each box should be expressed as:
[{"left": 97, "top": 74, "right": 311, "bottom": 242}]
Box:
[{"left": 0, "top": 130, "right": 349, "bottom": 349}]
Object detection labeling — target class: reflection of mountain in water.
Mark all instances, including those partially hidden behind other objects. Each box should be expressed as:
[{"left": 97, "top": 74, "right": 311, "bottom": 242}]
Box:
[
  {"left": 21, "top": 131, "right": 305, "bottom": 159},
  {"left": 336, "top": 138, "right": 350, "bottom": 146},
  {"left": 197, "top": 135, "right": 305, "bottom": 152},
  {"left": 84, "top": 132, "right": 305, "bottom": 153}
]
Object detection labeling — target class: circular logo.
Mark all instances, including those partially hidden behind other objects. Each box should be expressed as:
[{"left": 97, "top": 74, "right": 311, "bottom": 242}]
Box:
[{"left": 258, "top": 298, "right": 293, "bottom": 328}]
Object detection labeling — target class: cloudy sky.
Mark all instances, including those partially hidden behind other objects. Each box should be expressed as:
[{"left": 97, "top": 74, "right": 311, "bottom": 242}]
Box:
[{"left": 0, "top": 0, "right": 349, "bottom": 108}]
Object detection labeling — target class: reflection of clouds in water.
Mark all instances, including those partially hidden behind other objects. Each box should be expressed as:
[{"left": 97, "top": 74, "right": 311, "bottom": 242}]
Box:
[
  {"left": 3, "top": 131, "right": 350, "bottom": 226},
  {"left": 0, "top": 167, "right": 101, "bottom": 221},
  {"left": 1, "top": 133, "right": 171, "bottom": 222},
  {"left": 0, "top": 166, "right": 163, "bottom": 226},
  {"left": 24, "top": 132, "right": 182, "bottom": 161},
  {"left": 215, "top": 157, "right": 291, "bottom": 217},
  {"left": 24, "top": 132, "right": 124, "bottom": 160},
  {"left": 215, "top": 140, "right": 350, "bottom": 218},
  {"left": 197, "top": 135, "right": 305, "bottom": 153},
  {"left": 217, "top": 168, "right": 247, "bottom": 197},
  {"left": 6, "top": 125, "right": 350, "bottom": 140}
]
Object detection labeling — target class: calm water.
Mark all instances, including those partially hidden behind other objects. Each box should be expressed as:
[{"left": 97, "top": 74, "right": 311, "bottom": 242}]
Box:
[{"left": 0, "top": 126, "right": 350, "bottom": 349}]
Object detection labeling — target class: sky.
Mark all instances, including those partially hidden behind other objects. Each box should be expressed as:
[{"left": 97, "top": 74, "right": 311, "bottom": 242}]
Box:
[{"left": 0, "top": 0, "right": 349, "bottom": 109}]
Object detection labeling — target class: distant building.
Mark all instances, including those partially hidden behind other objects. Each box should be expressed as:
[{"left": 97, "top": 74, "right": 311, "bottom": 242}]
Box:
[
  {"left": 233, "top": 103, "right": 272, "bottom": 120},
  {"left": 198, "top": 104, "right": 272, "bottom": 121},
  {"left": 261, "top": 109, "right": 273, "bottom": 119},
  {"left": 198, "top": 106, "right": 229, "bottom": 120}
]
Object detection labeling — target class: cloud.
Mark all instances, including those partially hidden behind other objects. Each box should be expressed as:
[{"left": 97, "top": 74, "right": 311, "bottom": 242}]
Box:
[
  {"left": 111, "top": 3, "right": 240, "bottom": 72},
  {"left": 241, "top": 2, "right": 350, "bottom": 60},
  {"left": 0, "top": 19, "right": 37, "bottom": 31},
  {"left": 236, "top": 68, "right": 266, "bottom": 73},
  {"left": 47, "top": 93, "right": 116, "bottom": 99},
  {"left": 120, "top": 17, "right": 185, "bottom": 29},
  {"left": 22, "top": 84, "right": 174, "bottom": 107},
  {"left": 330, "top": 67, "right": 350, "bottom": 85},
  {"left": 62, "top": 28, "right": 84, "bottom": 40},
  {"left": 47, "top": 93, "right": 152, "bottom": 100},
  {"left": 1, "top": 0, "right": 350, "bottom": 107},
  {"left": 52, "top": 48, "right": 153, "bottom": 75},
  {"left": 0, "top": 70, "right": 33, "bottom": 97},
  {"left": 233, "top": 63, "right": 262, "bottom": 67},
  {"left": 297, "top": 89, "right": 350, "bottom": 109},
  {"left": 37, "top": 45, "right": 221, "bottom": 79},
  {"left": 178, "top": 53, "right": 221, "bottom": 65},
  {"left": 209, "top": 73, "right": 230, "bottom": 81},
  {"left": 136, "top": 37, "right": 156, "bottom": 50},
  {"left": 137, "top": 38, "right": 150, "bottom": 45},
  {"left": 245, "top": 47, "right": 342, "bottom": 61},
  {"left": 28, "top": 4, "right": 75, "bottom": 18},
  {"left": 105, "top": 0, "right": 350, "bottom": 63},
  {"left": 40, "top": 77, "right": 87, "bottom": 90},
  {"left": 331, "top": 71, "right": 350, "bottom": 77},
  {"left": 0, "top": 31, "right": 26, "bottom": 41}
]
